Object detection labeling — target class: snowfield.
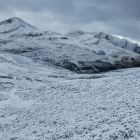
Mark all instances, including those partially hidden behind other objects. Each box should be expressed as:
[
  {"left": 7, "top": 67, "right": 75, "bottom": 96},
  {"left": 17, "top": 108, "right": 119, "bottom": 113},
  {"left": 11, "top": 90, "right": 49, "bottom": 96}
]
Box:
[
  {"left": 1, "top": 54, "right": 140, "bottom": 140},
  {"left": 1, "top": 17, "right": 140, "bottom": 140}
]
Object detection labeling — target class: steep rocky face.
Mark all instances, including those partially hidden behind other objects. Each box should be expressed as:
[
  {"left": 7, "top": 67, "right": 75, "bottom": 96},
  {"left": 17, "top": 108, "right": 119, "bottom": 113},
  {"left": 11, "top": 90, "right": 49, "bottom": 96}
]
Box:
[{"left": 0, "top": 18, "right": 140, "bottom": 73}]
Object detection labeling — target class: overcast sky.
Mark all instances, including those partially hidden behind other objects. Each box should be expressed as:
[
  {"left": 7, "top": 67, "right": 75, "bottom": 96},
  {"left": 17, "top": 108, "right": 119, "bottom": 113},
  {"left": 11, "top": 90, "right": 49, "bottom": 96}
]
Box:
[{"left": 0, "top": 0, "right": 140, "bottom": 44}]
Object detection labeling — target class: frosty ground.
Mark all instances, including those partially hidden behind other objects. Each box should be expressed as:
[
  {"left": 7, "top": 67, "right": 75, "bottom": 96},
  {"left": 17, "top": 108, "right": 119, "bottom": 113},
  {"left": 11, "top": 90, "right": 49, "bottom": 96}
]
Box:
[
  {"left": 1, "top": 17, "right": 140, "bottom": 140},
  {"left": 0, "top": 54, "right": 140, "bottom": 140}
]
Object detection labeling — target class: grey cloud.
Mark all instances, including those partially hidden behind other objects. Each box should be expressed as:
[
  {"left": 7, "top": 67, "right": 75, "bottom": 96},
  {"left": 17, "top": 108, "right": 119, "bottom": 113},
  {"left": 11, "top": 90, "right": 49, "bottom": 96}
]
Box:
[{"left": 0, "top": 0, "right": 140, "bottom": 42}]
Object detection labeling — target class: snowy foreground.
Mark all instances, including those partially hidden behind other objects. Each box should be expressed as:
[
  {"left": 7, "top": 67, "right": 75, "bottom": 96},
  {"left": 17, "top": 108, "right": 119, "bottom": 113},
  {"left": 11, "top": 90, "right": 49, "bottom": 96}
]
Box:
[{"left": 1, "top": 54, "right": 140, "bottom": 140}]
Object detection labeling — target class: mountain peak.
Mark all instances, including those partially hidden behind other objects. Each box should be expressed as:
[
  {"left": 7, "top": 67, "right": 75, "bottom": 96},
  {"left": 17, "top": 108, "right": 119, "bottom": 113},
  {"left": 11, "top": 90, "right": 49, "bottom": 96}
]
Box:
[
  {"left": 0, "top": 17, "right": 36, "bottom": 34},
  {"left": 0, "top": 17, "right": 22, "bottom": 25}
]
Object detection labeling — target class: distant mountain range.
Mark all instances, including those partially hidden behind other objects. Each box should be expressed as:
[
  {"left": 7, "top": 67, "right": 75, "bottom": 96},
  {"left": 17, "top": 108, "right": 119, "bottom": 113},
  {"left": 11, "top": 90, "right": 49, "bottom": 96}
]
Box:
[{"left": 0, "top": 17, "right": 140, "bottom": 73}]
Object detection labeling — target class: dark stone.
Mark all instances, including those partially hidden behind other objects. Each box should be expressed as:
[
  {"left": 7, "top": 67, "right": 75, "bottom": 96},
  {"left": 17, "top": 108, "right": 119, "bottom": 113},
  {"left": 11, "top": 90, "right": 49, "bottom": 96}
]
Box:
[
  {"left": 56, "top": 60, "right": 81, "bottom": 72},
  {"left": 134, "top": 46, "right": 140, "bottom": 54},
  {"left": 105, "top": 35, "right": 109, "bottom": 40},
  {"left": 61, "top": 37, "right": 68, "bottom": 40},
  {"left": 6, "top": 19, "right": 13, "bottom": 24}
]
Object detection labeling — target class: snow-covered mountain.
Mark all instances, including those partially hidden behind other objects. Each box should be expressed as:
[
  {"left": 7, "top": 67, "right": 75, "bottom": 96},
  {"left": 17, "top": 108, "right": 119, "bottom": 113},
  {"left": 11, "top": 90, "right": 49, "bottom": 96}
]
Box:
[
  {"left": 1, "top": 17, "right": 140, "bottom": 140},
  {"left": 65, "top": 30, "right": 140, "bottom": 54},
  {"left": 0, "top": 17, "right": 140, "bottom": 74},
  {"left": 0, "top": 17, "right": 37, "bottom": 34}
]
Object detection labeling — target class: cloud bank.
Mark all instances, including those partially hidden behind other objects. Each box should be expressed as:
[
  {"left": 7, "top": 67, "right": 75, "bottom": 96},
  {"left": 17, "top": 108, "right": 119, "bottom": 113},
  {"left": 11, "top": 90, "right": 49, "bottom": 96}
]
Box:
[{"left": 0, "top": 0, "right": 140, "bottom": 43}]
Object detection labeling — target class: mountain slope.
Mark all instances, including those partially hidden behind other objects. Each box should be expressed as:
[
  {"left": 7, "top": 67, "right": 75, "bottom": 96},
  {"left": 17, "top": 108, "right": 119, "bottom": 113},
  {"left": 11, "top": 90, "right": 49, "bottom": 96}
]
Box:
[
  {"left": 100, "top": 32, "right": 140, "bottom": 53},
  {"left": 65, "top": 30, "right": 140, "bottom": 54},
  {"left": 1, "top": 17, "right": 140, "bottom": 140},
  {"left": 0, "top": 18, "right": 140, "bottom": 74},
  {"left": 0, "top": 17, "right": 37, "bottom": 34},
  {"left": 1, "top": 52, "right": 140, "bottom": 139}
]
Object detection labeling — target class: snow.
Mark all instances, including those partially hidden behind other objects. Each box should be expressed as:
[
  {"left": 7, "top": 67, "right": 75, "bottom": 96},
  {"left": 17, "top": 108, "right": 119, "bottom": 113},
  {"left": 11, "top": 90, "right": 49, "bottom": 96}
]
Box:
[
  {"left": 1, "top": 28, "right": 140, "bottom": 73},
  {"left": 0, "top": 17, "right": 36, "bottom": 34},
  {"left": 1, "top": 55, "right": 140, "bottom": 139},
  {"left": 66, "top": 31, "right": 140, "bottom": 54},
  {"left": 1, "top": 17, "right": 140, "bottom": 139}
]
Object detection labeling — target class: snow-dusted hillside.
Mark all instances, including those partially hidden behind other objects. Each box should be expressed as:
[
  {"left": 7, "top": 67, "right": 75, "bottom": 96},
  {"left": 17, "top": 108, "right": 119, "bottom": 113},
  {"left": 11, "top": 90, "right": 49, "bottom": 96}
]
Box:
[
  {"left": 0, "top": 18, "right": 140, "bottom": 73},
  {"left": 65, "top": 30, "right": 140, "bottom": 54},
  {"left": 1, "top": 17, "right": 140, "bottom": 140},
  {"left": 1, "top": 52, "right": 140, "bottom": 140},
  {"left": 0, "top": 17, "right": 36, "bottom": 34}
]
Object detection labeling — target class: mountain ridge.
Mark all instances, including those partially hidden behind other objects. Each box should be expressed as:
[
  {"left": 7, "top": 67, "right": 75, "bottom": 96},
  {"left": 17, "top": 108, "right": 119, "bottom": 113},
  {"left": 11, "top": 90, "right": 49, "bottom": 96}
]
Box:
[
  {"left": 0, "top": 17, "right": 37, "bottom": 34},
  {"left": 65, "top": 30, "right": 140, "bottom": 54},
  {"left": 0, "top": 17, "right": 140, "bottom": 73}
]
